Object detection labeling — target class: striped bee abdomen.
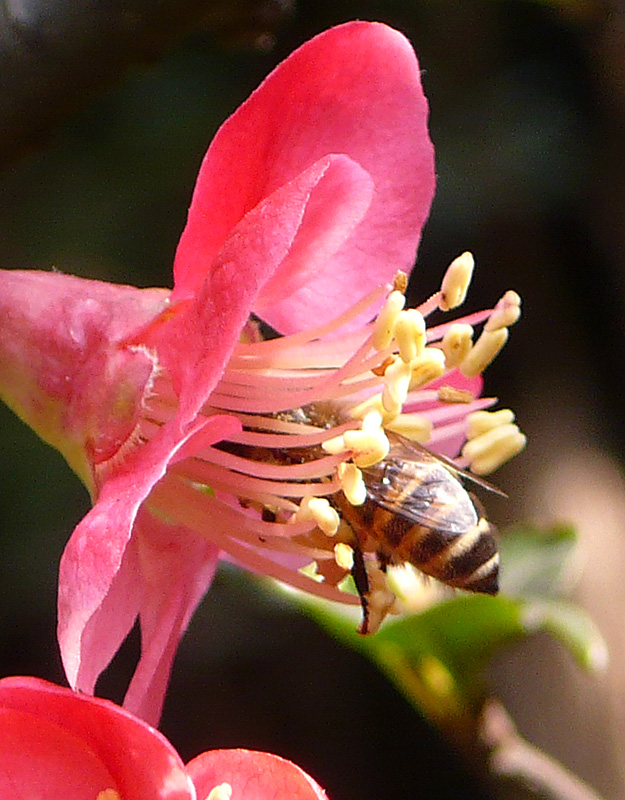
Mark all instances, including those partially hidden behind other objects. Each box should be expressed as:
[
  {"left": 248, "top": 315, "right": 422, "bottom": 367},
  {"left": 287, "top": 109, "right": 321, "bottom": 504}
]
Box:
[{"left": 371, "top": 505, "right": 500, "bottom": 594}]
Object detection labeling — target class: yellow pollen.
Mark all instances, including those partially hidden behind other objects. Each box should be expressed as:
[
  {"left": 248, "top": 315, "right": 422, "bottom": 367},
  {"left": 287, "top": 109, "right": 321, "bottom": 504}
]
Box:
[
  {"left": 372, "top": 289, "right": 406, "bottom": 351},
  {"left": 97, "top": 792, "right": 121, "bottom": 800},
  {"left": 362, "top": 562, "right": 398, "bottom": 633},
  {"left": 349, "top": 394, "right": 385, "bottom": 422},
  {"left": 437, "top": 385, "right": 475, "bottom": 404},
  {"left": 485, "top": 290, "right": 522, "bottom": 331},
  {"left": 461, "top": 423, "right": 527, "bottom": 475},
  {"left": 466, "top": 408, "right": 516, "bottom": 439},
  {"left": 343, "top": 428, "right": 390, "bottom": 468},
  {"left": 338, "top": 462, "right": 367, "bottom": 505},
  {"left": 334, "top": 542, "right": 354, "bottom": 570},
  {"left": 460, "top": 328, "right": 508, "bottom": 378},
  {"left": 394, "top": 308, "right": 426, "bottom": 362},
  {"left": 382, "top": 357, "right": 412, "bottom": 415},
  {"left": 309, "top": 498, "right": 340, "bottom": 536},
  {"left": 206, "top": 783, "right": 233, "bottom": 800},
  {"left": 291, "top": 496, "right": 339, "bottom": 536},
  {"left": 439, "top": 251, "right": 474, "bottom": 311},
  {"left": 441, "top": 323, "right": 473, "bottom": 368},
  {"left": 393, "top": 270, "right": 409, "bottom": 293},
  {"left": 408, "top": 348, "right": 445, "bottom": 390},
  {"left": 361, "top": 407, "right": 384, "bottom": 432},
  {"left": 385, "top": 413, "right": 432, "bottom": 443},
  {"left": 321, "top": 433, "right": 348, "bottom": 455},
  {"left": 371, "top": 355, "right": 395, "bottom": 376}
]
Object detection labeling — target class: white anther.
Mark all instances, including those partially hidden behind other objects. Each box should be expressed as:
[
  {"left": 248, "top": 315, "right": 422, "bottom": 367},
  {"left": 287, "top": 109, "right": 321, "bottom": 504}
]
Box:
[
  {"left": 439, "top": 251, "right": 474, "bottom": 311},
  {"left": 334, "top": 542, "right": 354, "bottom": 570},
  {"left": 343, "top": 428, "right": 390, "bottom": 468},
  {"left": 408, "top": 347, "right": 446, "bottom": 390},
  {"left": 382, "top": 357, "right": 412, "bottom": 414},
  {"left": 372, "top": 290, "right": 406, "bottom": 351},
  {"left": 386, "top": 563, "right": 443, "bottom": 611},
  {"left": 461, "top": 423, "right": 527, "bottom": 475},
  {"left": 385, "top": 413, "right": 433, "bottom": 443},
  {"left": 349, "top": 394, "right": 385, "bottom": 421},
  {"left": 437, "top": 385, "right": 475, "bottom": 404},
  {"left": 289, "top": 497, "right": 313, "bottom": 523},
  {"left": 441, "top": 323, "right": 473, "bottom": 369},
  {"left": 460, "top": 328, "right": 508, "bottom": 378},
  {"left": 361, "top": 407, "right": 384, "bottom": 432},
  {"left": 394, "top": 309, "right": 426, "bottom": 363},
  {"left": 485, "top": 290, "right": 522, "bottom": 331},
  {"left": 206, "top": 783, "right": 233, "bottom": 800},
  {"left": 321, "top": 433, "right": 348, "bottom": 455},
  {"left": 289, "top": 497, "right": 338, "bottom": 535},
  {"left": 338, "top": 462, "right": 367, "bottom": 505},
  {"left": 466, "top": 409, "right": 516, "bottom": 440},
  {"left": 308, "top": 497, "right": 340, "bottom": 536}
]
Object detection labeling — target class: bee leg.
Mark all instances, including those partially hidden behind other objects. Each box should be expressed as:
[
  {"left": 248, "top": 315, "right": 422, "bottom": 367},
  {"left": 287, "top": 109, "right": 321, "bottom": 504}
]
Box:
[
  {"left": 376, "top": 550, "right": 390, "bottom": 572},
  {"left": 350, "top": 545, "right": 372, "bottom": 635}
]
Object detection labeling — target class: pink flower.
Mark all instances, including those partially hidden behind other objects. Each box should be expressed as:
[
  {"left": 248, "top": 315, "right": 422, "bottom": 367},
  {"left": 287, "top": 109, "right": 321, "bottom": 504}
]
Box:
[
  {"left": 0, "top": 676, "right": 329, "bottom": 799},
  {"left": 0, "top": 22, "right": 525, "bottom": 725}
]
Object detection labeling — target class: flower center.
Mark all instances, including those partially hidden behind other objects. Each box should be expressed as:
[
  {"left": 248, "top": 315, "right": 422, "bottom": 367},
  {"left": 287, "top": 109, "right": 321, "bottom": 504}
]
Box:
[{"left": 146, "top": 254, "right": 525, "bottom": 631}]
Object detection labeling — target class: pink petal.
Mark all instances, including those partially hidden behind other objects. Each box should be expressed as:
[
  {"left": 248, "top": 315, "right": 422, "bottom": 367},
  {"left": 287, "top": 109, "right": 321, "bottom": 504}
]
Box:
[
  {"left": 173, "top": 21, "right": 435, "bottom": 334},
  {"left": 58, "top": 415, "right": 237, "bottom": 709},
  {"left": 122, "top": 510, "right": 221, "bottom": 726},
  {"left": 0, "top": 677, "right": 194, "bottom": 799},
  {"left": 0, "top": 269, "right": 169, "bottom": 488},
  {"left": 187, "top": 749, "right": 329, "bottom": 800},
  {"left": 151, "top": 154, "right": 371, "bottom": 427}
]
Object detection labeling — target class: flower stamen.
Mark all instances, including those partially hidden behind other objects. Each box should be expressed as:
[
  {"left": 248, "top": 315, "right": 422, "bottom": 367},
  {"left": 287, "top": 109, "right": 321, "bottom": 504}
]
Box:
[
  {"left": 290, "top": 496, "right": 340, "bottom": 536},
  {"left": 385, "top": 413, "right": 432, "bottom": 442},
  {"left": 439, "top": 251, "right": 475, "bottom": 311},
  {"left": 485, "top": 290, "right": 522, "bottom": 331},
  {"left": 372, "top": 289, "right": 406, "bottom": 350},
  {"left": 382, "top": 356, "right": 412, "bottom": 415},
  {"left": 334, "top": 542, "right": 355, "bottom": 570},
  {"left": 408, "top": 347, "right": 446, "bottom": 390},
  {"left": 394, "top": 308, "right": 426, "bottom": 363},
  {"left": 338, "top": 462, "right": 367, "bottom": 505},
  {"left": 441, "top": 323, "right": 473, "bottom": 368},
  {"left": 462, "top": 410, "right": 527, "bottom": 475},
  {"left": 460, "top": 328, "right": 508, "bottom": 378}
]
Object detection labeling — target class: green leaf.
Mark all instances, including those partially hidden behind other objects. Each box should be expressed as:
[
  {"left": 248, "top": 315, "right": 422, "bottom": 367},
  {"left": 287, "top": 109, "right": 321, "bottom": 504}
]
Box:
[
  {"left": 520, "top": 599, "right": 608, "bottom": 672},
  {"left": 499, "top": 522, "right": 578, "bottom": 597},
  {"left": 305, "top": 592, "right": 607, "bottom": 727}
]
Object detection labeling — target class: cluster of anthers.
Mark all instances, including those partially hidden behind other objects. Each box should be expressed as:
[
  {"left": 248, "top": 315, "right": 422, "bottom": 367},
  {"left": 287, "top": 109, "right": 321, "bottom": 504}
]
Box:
[{"left": 153, "top": 252, "right": 526, "bottom": 625}]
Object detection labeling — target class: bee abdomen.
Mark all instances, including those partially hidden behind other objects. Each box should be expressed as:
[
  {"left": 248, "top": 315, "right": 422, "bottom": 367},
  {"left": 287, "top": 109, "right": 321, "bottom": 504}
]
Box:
[{"left": 416, "top": 520, "right": 499, "bottom": 594}]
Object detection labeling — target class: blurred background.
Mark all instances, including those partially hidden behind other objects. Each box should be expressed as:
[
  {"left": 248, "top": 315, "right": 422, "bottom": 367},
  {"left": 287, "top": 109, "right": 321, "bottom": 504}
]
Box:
[{"left": 0, "top": 0, "right": 624, "bottom": 798}]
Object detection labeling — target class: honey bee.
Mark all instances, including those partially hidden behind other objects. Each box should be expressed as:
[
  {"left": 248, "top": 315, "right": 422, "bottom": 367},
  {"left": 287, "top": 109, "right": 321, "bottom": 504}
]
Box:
[
  {"left": 222, "top": 402, "right": 502, "bottom": 634},
  {"left": 329, "top": 432, "right": 501, "bottom": 633}
]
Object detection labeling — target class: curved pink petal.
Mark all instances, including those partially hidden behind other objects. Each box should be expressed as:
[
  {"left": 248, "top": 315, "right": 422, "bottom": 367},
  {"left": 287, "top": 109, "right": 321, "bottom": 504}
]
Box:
[
  {"left": 0, "top": 270, "right": 169, "bottom": 489},
  {"left": 0, "top": 677, "right": 195, "bottom": 799},
  {"left": 58, "top": 414, "right": 238, "bottom": 704},
  {"left": 173, "top": 21, "right": 435, "bottom": 334},
  {"left": 187, "top": 749, "right": 329, "bottom": 800},
  {"left": 122, "top": 510, "right": 220, "bottom": 726},
  {"left": 150, "top": 154, "right": 371, "bottom": 426}
]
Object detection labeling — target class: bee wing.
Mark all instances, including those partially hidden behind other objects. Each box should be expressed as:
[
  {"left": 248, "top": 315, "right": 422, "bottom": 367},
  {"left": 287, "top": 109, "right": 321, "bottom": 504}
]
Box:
[
  {"left": 385, "top": 433, "right": 506, "bottom": 495},
  {"left": 360, "top": 436, "right": 481, "bottom": 535}
]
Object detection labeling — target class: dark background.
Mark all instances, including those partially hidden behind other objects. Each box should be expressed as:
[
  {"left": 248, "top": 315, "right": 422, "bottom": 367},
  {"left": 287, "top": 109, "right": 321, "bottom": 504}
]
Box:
[{"left": 1, "top": 1, "right": 624, "bottom": 798}]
